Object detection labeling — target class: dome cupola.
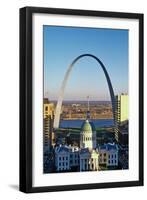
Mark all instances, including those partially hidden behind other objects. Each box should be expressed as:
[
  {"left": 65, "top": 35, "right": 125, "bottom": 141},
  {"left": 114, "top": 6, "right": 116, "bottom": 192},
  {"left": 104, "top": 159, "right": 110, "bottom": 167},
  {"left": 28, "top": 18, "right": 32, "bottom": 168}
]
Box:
[
  {"left": 80, "top": 96, "right": 97, "bottom": 149},
  {"left": 80, "top": 119, "right": 96, "bottom": 149}
]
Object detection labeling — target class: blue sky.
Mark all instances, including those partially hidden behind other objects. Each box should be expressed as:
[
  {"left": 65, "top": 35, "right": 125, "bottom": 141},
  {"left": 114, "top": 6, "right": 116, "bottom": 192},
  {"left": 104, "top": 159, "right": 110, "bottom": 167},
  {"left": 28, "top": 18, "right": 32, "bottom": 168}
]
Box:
[{"left": 44, "top": 25, "right": 128, "bottom": 101}]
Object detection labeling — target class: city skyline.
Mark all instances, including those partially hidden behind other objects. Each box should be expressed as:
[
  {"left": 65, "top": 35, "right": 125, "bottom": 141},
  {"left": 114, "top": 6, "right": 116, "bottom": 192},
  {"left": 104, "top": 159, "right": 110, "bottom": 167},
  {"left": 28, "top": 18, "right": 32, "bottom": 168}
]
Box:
[
  {"left": 44, "top": 26, "right": 128, "bottom": 101},
  {"left": 43, "top": 94, "right": 129, "bottom": 173}
]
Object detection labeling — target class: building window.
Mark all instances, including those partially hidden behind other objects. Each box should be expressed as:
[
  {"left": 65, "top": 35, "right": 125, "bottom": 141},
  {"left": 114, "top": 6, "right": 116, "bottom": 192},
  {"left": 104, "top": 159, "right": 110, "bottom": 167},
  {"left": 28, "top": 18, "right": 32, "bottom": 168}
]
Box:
[
  {"left": 45, "top": 106, "right": 48, "bottom": 111},
  {"left": 112, "top": 154, "right": 113, "bottom": 158},
  {"left": 104, "top": 158, "right": 106, "bottom": 162},
  {"left": 59, "top": 157, "right": 61, "bottom": 161},
  {"left": 104, "top": 153, "right": 106, "bottom": 157}
]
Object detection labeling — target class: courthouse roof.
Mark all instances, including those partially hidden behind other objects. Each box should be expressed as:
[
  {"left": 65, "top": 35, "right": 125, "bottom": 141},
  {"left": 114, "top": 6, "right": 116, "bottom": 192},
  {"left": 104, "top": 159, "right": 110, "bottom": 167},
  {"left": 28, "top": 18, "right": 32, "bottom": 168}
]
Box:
[
  {"left": 99, "top": 143, "right": 118, "bottom": 151},
  {"left": 81, "top": 119, "right": 96, "bottom": 132}
]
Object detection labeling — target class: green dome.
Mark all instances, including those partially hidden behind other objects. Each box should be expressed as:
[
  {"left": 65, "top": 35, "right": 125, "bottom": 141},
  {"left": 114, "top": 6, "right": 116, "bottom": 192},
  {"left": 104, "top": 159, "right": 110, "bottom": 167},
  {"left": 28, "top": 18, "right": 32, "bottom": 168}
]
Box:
[{"left": 81, "top": 120, "right": 96, "bottom": 132}]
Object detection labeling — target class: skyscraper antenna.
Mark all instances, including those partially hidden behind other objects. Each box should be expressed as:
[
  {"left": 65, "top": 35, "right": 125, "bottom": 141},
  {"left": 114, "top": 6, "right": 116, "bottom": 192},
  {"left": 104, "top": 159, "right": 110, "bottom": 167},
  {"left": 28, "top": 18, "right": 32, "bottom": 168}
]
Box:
[
  {"left": 86, "top": 96, "right": 90, "bottom": 119},
  {"left": 87, "top": 96, "right": 89, "bottom": 111}
]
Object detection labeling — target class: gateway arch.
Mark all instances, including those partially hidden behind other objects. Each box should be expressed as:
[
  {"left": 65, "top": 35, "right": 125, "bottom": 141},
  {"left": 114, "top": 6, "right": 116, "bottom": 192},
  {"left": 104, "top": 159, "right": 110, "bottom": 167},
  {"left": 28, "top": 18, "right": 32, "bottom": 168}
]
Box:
[{"left": 53, "top": 54, "right": 116, "bottom": 129}]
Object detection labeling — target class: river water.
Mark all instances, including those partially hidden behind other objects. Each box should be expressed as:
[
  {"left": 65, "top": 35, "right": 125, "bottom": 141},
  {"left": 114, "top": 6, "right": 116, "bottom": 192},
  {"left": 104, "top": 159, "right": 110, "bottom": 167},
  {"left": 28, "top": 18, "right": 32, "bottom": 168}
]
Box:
[{"left": 59, "top": 119, "right": 114, "bottom": 128}]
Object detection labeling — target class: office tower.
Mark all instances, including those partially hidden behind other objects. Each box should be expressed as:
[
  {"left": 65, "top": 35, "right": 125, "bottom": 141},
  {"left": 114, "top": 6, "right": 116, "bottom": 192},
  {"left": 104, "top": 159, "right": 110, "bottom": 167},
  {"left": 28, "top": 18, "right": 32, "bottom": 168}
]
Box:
[
  {"left": 43, "top": 99, "right": 55, "bottom": 153},
  {"left": 115, "top": 94, "right": 128, "bottom": 143}
]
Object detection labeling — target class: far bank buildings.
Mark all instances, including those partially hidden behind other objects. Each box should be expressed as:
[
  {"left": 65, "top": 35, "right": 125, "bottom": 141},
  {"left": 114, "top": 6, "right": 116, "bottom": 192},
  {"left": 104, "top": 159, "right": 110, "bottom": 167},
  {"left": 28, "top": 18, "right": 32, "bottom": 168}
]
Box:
[{"left": 43, "top": 94, "right": 128, "bottom": 173}]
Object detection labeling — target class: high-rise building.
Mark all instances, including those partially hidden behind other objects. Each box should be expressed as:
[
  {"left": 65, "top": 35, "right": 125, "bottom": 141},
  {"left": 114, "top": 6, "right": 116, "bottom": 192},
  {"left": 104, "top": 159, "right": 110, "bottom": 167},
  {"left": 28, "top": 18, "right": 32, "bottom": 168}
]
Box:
[
  {"left": 43, "top": 99, "right": 55, "bottom": 153},
  {"left": 115, "top": 94, "right": 128, "bottom": 143},
  {"left": 43, "top": 99, "right": 55, "bottom": 173},
  {"left": 44, "top": 101, "right": 54, "bottom": 119},
  {"left": 115, "top": 94, "right": 128, "bottom": 123}
]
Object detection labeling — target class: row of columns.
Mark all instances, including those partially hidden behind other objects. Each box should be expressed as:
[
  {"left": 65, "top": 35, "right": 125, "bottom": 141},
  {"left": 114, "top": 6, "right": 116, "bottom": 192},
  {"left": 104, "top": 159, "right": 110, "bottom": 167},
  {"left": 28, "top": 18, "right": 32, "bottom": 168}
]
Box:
[{"left": 80, "top": 158, "right": 98, "bottom": 171}]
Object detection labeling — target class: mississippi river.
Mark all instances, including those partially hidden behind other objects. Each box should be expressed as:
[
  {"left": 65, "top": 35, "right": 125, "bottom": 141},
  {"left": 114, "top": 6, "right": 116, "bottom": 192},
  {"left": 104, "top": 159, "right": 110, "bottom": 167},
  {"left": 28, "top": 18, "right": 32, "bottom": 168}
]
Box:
[{"left": 59, "top": 119, "right": 114, "bottom": 128}]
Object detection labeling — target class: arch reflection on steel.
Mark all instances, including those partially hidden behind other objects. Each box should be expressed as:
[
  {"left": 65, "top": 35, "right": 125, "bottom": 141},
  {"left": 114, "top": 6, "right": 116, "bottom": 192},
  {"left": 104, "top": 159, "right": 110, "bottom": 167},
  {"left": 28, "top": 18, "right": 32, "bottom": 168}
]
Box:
[{"left": 53, "top": 54, "right": 115, "bottom": 129}]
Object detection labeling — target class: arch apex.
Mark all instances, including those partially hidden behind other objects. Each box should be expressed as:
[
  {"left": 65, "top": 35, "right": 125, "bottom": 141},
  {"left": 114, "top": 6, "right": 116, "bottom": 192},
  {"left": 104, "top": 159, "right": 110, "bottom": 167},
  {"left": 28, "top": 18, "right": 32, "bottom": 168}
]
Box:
[{"left": 53, "top": 54, "right": 115, "bottom": 129}]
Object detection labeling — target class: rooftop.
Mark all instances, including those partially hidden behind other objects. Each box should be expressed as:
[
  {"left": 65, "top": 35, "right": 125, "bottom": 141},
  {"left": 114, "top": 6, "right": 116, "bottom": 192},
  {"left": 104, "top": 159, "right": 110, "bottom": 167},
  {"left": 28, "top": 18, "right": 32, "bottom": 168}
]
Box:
[
  {"left": 81, "top": 119, "right": 96, "bottom": 132},
  {"left": 99, "top": 143, "right": 118, "bottom": 151},
  {"left": 55, "top": 145, "right": 79, "bottom": 153}
]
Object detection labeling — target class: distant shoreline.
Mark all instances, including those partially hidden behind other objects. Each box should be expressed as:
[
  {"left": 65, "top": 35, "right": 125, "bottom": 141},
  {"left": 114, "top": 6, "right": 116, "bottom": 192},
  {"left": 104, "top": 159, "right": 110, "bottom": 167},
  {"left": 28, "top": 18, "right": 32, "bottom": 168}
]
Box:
[
  {"left": 61, "top": 117, "right": 113, "bottom": 120},
  {"left": 49, "top": 100, "right": 111, "bottom": 104}
]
